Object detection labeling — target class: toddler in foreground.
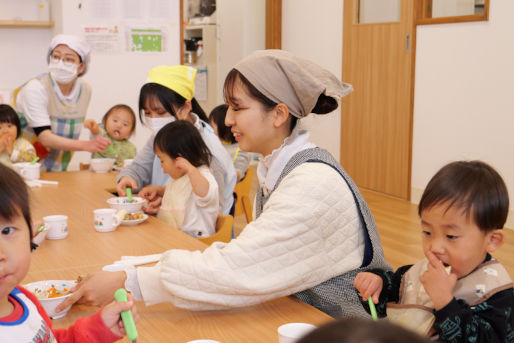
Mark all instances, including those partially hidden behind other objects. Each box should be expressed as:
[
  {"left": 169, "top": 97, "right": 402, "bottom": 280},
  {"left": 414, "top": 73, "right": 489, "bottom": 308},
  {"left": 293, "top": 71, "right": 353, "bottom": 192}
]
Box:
[
  {"left": 84, "top": 104, "right": 136, "bottom": 162},
  {"left": 0, "top": 164, "right": 137, "bottom": 342},
  {"left": 354, "top": 160, "right": 513, "bottom": 342},
  {"left": 141, "top": 120, "right": 218, "bottom": 238}
]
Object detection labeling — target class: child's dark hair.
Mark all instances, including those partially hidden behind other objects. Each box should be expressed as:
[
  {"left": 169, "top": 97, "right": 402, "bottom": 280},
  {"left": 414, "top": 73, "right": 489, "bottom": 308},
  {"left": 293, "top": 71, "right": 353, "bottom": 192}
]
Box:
[
  {"left": 224, "top": 69, "right": 339, "bottom": 132},
  {"left": 297, "top": 318, "right": 430, "bottom": 343},
  {"left": 0, "top": 164, "right": 34, "bottom": 250},
  {"left": 102, "top": 104, "right": 136, "bottom": 136},
  {"left": 209, "top": 104, "right": 235, "bottom": 143},
  {"left": 153, "top": 120, "right": 211, "bottom": 167},
  {"left": 0, "top": 104, "right": 22, "bottom": 138},
  {"left": 419, "top": 160, "right": 509, "bottom": 232},
  {"left": 139, "top": 83, "right": 208, "bottom": 124}
]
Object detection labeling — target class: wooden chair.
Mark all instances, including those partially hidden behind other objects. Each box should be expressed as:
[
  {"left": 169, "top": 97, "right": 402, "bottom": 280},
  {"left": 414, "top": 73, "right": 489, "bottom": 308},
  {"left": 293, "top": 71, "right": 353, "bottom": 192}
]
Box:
[
  {"left": 234, "top": 168, "right": 253, "bottom": 223},
  {"left": 197, "top": 214, "right": 234, "bottom": 245}
]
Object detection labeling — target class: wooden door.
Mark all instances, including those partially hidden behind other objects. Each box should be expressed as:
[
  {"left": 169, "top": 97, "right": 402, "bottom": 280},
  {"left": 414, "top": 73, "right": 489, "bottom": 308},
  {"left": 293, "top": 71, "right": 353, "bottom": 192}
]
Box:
[{"left": 341, "top": 0, "right": 416, "bottom": 200}]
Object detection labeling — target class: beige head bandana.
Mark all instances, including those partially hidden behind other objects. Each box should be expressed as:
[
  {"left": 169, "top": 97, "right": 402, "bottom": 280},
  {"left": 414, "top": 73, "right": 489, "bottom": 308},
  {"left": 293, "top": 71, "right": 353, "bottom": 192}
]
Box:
[{"left": 234, "top": 50, "right": 353, "bottom": 118}]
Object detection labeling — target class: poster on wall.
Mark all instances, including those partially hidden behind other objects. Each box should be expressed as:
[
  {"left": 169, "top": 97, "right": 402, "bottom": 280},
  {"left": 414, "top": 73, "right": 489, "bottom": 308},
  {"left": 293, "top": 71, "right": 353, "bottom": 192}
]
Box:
[
  {"left": 125, "top": 26, "right": 168, "bottom": 53},
  {"left": 83, "top": 25, "right": 122, "bottom": 54}
]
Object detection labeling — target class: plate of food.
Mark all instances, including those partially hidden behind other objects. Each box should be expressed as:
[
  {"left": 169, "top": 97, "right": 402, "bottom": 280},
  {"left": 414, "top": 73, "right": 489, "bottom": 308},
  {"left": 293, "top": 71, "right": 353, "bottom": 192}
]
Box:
[
  {"left": 119, "top": 210, "right": 148, "bottom": 226},
  {"left": 23, "top": 280, "right": 76, "bottom": 319}
]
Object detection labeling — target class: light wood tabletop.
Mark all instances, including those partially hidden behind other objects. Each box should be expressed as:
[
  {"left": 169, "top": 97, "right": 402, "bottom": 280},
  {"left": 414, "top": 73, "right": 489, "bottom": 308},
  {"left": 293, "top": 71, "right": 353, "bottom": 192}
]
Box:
[{"left": 22, "top": 171, "right": 332, "bottom": 343}]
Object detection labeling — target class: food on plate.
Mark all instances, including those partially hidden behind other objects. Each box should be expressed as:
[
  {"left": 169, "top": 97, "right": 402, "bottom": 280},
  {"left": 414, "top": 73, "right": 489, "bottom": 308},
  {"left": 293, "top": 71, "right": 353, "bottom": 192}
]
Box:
[
  {"left": 123, "top": 211, "right": 144, "bottom": 221},
  {"left": 33, "top": 284, "right": 71, "bottom": 299}
]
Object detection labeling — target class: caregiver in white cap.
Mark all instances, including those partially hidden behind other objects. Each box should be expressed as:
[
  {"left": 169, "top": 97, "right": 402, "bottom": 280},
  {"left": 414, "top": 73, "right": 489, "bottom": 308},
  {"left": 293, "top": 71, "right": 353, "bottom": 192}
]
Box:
[{"left": 15, "top": 34, "right": 110, "bottom": 171}]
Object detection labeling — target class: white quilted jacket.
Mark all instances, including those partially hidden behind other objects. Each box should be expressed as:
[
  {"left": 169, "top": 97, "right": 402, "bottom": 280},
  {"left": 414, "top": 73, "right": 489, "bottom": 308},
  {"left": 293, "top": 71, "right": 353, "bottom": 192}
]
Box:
[{"left": 136, "top": 162, "right": 366, "bottom": 310}]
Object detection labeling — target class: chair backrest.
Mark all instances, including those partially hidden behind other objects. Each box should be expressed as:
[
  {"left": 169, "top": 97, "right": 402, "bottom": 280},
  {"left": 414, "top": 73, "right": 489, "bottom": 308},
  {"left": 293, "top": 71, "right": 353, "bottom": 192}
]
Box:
[
  {"left": 197, "top": 214, "right": 234, "bottom": 245},
  {"left": 234, "top": 168, "right": 253, "bottom": 222}
]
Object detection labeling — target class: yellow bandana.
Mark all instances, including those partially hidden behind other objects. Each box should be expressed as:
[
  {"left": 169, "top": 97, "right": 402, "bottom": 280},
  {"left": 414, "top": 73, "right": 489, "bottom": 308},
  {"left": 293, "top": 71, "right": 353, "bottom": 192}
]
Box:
[{"left": 148, "top": 65, "right": 197, "bottom": 100}]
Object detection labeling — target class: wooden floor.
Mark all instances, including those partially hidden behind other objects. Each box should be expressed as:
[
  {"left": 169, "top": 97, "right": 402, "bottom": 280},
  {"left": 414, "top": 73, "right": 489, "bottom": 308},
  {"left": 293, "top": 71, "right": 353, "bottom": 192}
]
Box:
[{"left": 233, "top": 167, "right": 514, "bottom": 277}]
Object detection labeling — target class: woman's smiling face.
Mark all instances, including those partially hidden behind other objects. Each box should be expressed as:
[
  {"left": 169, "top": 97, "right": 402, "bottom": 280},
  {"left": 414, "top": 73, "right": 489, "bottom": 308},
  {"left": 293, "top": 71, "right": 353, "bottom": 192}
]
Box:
[{"left": 224, "top": 79, "right": 277, "bottom": 156}]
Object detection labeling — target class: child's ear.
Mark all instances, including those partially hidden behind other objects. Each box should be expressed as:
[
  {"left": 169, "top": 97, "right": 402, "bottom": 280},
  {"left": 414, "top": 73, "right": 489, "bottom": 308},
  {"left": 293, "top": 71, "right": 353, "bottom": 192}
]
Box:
[{"left": 486, "top": 229, "right": 504, "bottom": 253}]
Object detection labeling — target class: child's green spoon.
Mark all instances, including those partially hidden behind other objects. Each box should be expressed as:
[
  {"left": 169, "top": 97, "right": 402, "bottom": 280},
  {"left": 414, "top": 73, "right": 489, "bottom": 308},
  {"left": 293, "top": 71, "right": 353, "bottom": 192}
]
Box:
[
  {"left": 30, "top": 156, "right": 39, "bottom": 165},
  {"left": 114, "top": 288, "right": 138, "bottom": 343},
  {"left": 368, "top": 296, "right": 378, "bottom": 321},
  {"left": 126, "top": 188, "right": 133, "bottom": 203}
]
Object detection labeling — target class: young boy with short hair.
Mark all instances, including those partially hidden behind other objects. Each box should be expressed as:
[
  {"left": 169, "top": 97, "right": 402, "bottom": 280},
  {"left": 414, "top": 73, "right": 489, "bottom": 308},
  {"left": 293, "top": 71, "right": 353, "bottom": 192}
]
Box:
[
  {"left": 0, "top": 164, "right": 137, "bottom": 342},
  {"left": 354, "top": 160, "right": 514, "bottom": 342}
]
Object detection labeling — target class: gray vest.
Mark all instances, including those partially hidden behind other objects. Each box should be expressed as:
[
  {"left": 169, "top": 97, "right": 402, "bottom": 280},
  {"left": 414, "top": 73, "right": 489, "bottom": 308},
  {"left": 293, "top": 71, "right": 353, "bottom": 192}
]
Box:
[{"left": 255, "top": 148, "right": 392, "bottom": 318}]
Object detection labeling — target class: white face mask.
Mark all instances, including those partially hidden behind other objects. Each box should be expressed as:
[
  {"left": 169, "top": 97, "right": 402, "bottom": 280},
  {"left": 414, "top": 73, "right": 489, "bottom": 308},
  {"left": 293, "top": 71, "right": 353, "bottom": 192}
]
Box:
[
  {"left": 147, "top": 116, "right": 175, "bottom": 134},
  {"left": 48, "top": 59, "right": 79, "bottom": 84}
]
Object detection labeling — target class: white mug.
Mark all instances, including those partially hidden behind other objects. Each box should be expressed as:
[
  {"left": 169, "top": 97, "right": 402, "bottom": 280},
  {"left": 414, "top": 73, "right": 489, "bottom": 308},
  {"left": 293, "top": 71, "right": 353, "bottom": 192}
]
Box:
[
  {"left": 13, "top": 162, "right": 40, "bottom": 180},
  {"left": 94, "top": 208, "right": 121, "bottom": 232},
  {"left": 278, "top": 323, "right": 316, "bottom": 343},
  {"left": 43, "top": 215, "right": 69, "bottom": 240}
]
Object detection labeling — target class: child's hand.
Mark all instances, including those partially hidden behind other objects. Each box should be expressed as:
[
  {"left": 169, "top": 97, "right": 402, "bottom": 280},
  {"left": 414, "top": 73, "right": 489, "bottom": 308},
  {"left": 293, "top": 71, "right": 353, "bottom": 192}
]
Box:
[
  {"left": 84, "top": 119, "right": 100, "bottom": 135},
  {"left": 139, "top": 185, "right": 164, "bottom": 214},
  {"left": 100, "top": 292, "right": 139, "bottom": 337},
  {"left": 419, "top": 250, "right": 456, "bottom": 310},
  {"left": 175, "top": 156, "right": 193, "bottom": 173},
  {"left": 354, "top": 272, "right": 383, "bottom": 304},
  {"left": 0, "top": 135, "right": 14, "bottom": 155}
]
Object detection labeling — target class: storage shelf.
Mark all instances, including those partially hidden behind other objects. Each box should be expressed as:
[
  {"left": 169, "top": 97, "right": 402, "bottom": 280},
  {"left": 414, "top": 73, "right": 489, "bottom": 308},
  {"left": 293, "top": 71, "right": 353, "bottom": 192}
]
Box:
[{"left": 0, "top": 20, "right": 54, "bottom": 28}]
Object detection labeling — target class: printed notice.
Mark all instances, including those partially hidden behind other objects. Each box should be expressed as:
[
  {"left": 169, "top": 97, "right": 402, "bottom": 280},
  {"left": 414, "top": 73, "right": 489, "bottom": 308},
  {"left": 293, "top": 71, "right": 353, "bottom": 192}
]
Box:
[
  {"left": 195, "top": 69, "right": 208, "bottom": 101},
  {"left": 83, "top": 25, "right": 121, "bottom": 54},
  {"left": 126, "top": 26, "right": 167, "bottom": 53}
]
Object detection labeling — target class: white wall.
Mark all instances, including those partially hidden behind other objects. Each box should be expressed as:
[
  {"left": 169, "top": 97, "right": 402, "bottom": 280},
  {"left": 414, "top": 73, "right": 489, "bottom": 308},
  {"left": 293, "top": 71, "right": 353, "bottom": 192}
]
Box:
[
  {"left": 282, "top": 0, "right": 343, "bottom": 161},
  {"left": 412, "top": 1, "right": 514, "bottom": 227}
]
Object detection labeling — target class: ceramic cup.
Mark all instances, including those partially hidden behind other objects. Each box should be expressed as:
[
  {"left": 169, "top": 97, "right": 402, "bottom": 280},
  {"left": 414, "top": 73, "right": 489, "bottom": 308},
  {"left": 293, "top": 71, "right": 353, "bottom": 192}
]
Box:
[
  {"left": 94, "top": 208, "right": 121, "bottom": 232},
  {"left": 278, "top": 323, "right": 316, "bottom": 343},
  {"left": 13, "top": 162, "right": 40, "bottom": 180},
  {"left": 43, "top": 215, "right": 69, "bottom": 240}
]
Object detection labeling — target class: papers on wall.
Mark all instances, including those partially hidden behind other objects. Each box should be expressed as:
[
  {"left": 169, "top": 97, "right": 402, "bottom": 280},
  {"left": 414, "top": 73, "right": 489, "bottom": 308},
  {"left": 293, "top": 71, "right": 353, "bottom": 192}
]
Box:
[
  {"left": 121, "top": 0, "right": 144, "bottom": 20},
  {"left": 195, "top": 68, "right": 208, "bottom": 101},
  {"left": 83, "top": 25, "right": 122, "bottom": 54},
  {"left": 126, "top": 26, "right": 168, "bottom": 53},
  {"left": 88, "top": 0, "right": 116, "bottom": 21},
  {"left": 149, "top": 0, "right": 175, "bottom": 21}
]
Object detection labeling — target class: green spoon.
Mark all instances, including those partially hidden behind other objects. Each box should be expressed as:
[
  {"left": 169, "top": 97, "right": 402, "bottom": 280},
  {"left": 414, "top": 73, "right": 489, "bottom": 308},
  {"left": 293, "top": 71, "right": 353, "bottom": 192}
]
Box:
[
  {"left": 30, "top": 156, "right": 39, "bottom": 165},
  {"left": 126, "top": 187, "right": 133, "bottom": 203},
  {"left": 114, "top": 288, "right": 138, "bottom": 342},
  {"left": 368, "top": 296, "right": 378, "bottom": 321}
]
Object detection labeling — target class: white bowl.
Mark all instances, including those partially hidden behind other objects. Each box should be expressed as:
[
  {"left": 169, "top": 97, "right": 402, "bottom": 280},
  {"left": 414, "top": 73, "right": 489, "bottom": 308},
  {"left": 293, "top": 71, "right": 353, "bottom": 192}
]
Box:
[
  {"left": 23, "top": 280, "right": 76, "bottom": 319},
  {"left": 90, "top": 158, "right": 115, "bottom": 173},
  {"left": 107, "top": 196, "right": 145, "bottom": 213}
]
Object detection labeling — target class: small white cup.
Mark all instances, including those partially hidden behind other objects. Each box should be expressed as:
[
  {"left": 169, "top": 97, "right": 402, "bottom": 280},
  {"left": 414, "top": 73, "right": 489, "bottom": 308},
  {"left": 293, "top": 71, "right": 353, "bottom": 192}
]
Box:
[
  {"left": 13, "top": 162, "right": 40, "bottom": 180},
  {"left": 94, "top": 208, "right": 121, "bottom": 232},
  {"left": 278, "top": 323, "right": 316, "bottom": 343},
  {"left": 43, "top": 215, "right": 69, "bottom": 240}
]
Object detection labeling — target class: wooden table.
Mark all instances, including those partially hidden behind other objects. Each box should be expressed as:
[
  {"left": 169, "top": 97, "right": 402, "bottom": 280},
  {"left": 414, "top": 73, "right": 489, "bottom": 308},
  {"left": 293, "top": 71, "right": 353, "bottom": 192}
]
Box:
[{"left": 23, "top": 171, "right": 332, "bottom": 342}]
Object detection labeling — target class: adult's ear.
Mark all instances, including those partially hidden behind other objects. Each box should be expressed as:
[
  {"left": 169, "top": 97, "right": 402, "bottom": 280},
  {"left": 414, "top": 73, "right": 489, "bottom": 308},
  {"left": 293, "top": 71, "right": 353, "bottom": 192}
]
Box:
[
  {"left": 77, "top": 62, "right": 86, "bottom": 77},
  {"left": 272, "top": 103, "right": 290, "bottom": 128},
  {"left": 486, "top": 229, "right": 504, "bottom": 253},
  {"left": 177, "top": 100, "right": 192, "bottom": 120}
]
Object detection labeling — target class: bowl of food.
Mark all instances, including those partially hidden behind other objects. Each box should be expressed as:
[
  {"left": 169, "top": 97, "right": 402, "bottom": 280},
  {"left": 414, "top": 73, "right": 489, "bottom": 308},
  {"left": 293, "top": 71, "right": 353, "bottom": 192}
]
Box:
[
  {"left": 23, "top": 280, "right": 76, "bottom": 319},
  {"left": 90, "top": 158, "right": 115, "bottom": 173},
  {"left": 118, "top": 210, "right": 148, "bottom": 226},
  {"left": 107, "top": 196, "right": 145, "bottom": 213}
]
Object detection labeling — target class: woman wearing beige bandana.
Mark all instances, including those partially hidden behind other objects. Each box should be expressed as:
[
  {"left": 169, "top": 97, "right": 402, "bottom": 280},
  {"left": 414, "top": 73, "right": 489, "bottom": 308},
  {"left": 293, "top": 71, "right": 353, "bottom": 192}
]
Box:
[{"left": 57, "top": 50, "right": 391, "bottom": 318}]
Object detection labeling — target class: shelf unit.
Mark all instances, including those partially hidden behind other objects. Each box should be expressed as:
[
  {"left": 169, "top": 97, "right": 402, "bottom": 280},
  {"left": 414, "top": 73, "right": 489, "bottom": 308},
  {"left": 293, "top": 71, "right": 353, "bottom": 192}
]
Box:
[
  {"left": 0, "top": 20, "right": 54, "bottom": 28},
  {"left": 184, "top": 24, "right": 217, "bottom": 113}
]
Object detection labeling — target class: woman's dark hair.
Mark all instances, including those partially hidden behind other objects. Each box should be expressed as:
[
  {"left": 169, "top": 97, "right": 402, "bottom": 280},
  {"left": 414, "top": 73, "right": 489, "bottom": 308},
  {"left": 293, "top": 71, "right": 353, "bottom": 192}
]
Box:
[
  {"left": 0, "top": 164, "right": 34, "bottom": 250},
  {"left": 419, "top": 160, "right": 509, "bottom": 232},
  {"left": 209, "top": 104, "right": 235, "bottom": 143},
  {"left": 138, "top": 83, "right": 208, "bottom": 124},
  {"left": 153, "top": 120, "right": 211, "bottom": 168},
  {"left": 0, "top": 104, "right": 22, "bottom": 138},
  {"left": 297, "top": 318, "right": 430, "bottom": 343},
  {"left": 224, "top": 69, "right": 298, "bottom": 132},
  {"left": 102, "top": 104, "right": 137, "bottom": 136}
]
